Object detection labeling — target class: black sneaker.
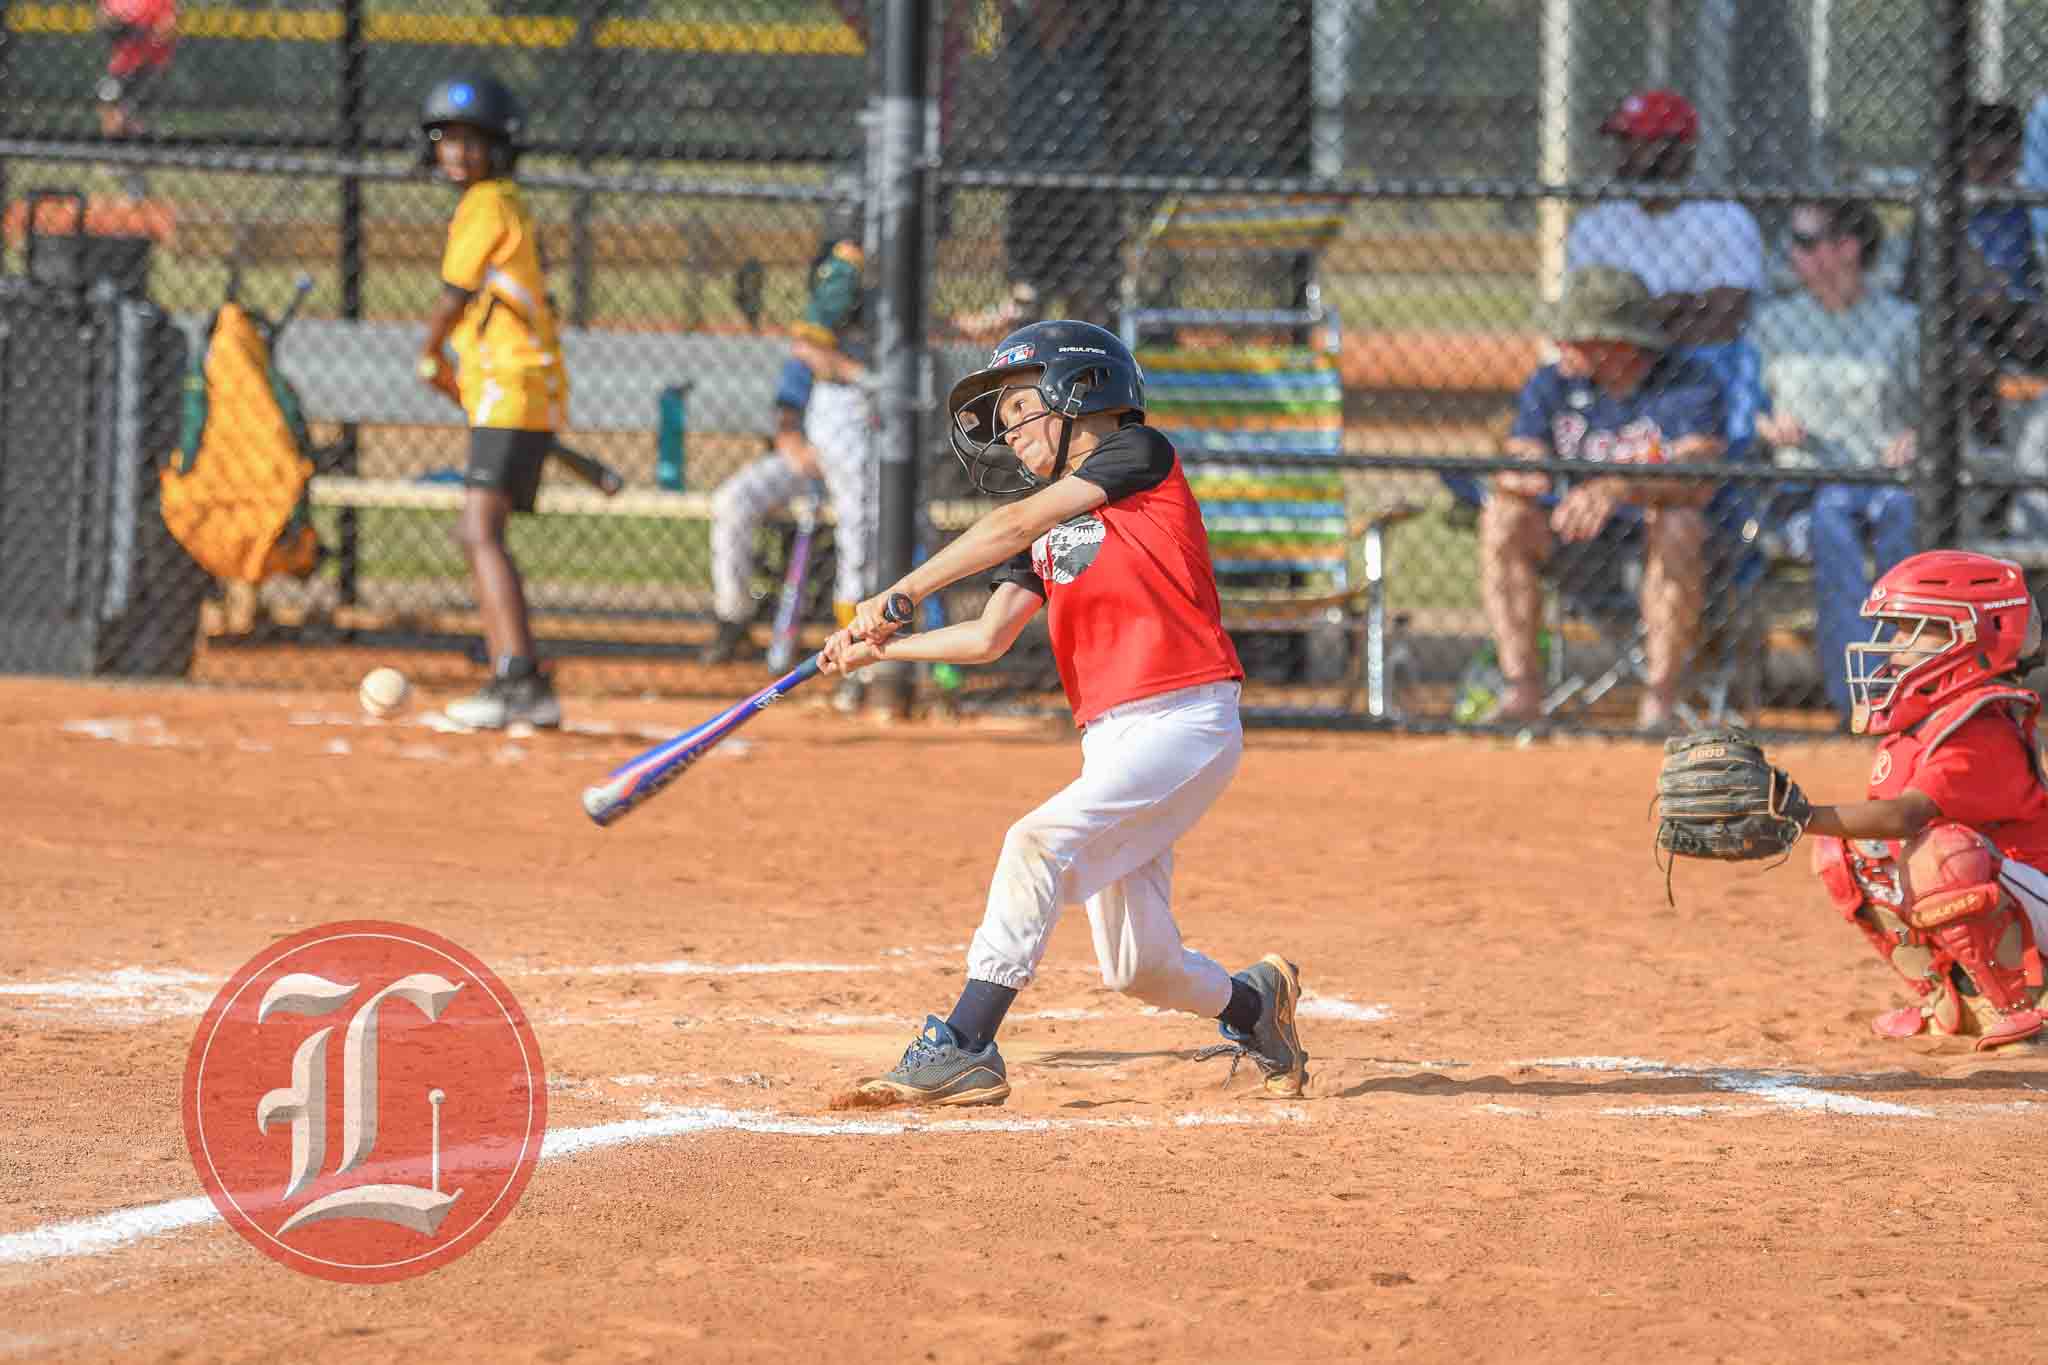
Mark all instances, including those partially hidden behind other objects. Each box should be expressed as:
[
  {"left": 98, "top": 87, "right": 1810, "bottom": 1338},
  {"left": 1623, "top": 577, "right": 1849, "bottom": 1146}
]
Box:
[
  {"left": 1200, "top": 954, "right": 1308, "bottom": 1096},
  {"left": 701, "top": 619, "right": 753, "bottom": 665}
]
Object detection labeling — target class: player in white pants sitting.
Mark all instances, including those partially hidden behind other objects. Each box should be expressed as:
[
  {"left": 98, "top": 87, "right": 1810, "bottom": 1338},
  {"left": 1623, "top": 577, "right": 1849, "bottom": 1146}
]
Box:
[
  {"left": 820, "top": 321, "right": 1307, "bottom": 1107},
  {"left": 706, "top": 210, "right": 875, "bottom": 712}
]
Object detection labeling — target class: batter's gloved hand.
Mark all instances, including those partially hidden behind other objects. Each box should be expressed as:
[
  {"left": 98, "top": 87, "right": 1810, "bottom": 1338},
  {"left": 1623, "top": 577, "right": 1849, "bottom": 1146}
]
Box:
[{"left": 1654, "top": 728, "right": 1812, "bottom": 869}]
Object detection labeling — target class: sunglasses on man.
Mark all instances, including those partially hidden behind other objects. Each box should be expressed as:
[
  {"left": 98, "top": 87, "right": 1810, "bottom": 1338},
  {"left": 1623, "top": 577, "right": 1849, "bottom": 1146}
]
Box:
[{"left": 1787, "top": 227, "right": 1837, "bottom": 251}]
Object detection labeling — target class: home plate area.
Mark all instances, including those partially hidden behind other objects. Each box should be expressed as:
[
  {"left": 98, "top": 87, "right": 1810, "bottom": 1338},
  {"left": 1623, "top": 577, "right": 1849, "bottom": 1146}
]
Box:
[{"left": 6, "top": 680, "right": 2048, "bottom": 1361}]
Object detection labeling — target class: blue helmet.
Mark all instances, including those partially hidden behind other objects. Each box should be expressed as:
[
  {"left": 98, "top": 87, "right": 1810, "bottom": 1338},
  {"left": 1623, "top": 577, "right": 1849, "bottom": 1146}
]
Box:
[{"left": 420, "top": 74, "right": 524, "bottom": 175}]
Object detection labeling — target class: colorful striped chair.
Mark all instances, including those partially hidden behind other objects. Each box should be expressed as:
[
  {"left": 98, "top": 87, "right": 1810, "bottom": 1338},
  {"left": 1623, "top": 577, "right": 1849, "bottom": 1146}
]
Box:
[
  {"left": 1118, "top": 195, "right": 1410, "bottom": 712},
  {"left": 1133, "top": 339, "right": 1395, "bottom": 706},
  {"left": 1140, "top": 343, "right": 1348, "bottom": 595}
]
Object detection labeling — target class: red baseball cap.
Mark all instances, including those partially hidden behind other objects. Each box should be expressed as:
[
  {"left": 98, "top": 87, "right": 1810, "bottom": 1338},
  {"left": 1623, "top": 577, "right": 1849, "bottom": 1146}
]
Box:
[{"left": 1600, "top": 90, "right": 1699, "bottom": 143}]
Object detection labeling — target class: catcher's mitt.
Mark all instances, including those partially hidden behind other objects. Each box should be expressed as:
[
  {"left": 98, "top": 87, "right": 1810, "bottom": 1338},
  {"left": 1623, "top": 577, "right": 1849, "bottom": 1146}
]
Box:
[{"left": 1654, "top": 728, "right": 1812, "bottom": 876}]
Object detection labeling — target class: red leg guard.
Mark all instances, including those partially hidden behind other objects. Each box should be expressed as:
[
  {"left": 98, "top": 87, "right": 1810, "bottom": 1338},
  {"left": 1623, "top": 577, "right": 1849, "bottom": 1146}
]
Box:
[
  {"left": 1814, "top": 834, "right": 1944, "bottom": 1034},
  {"left": 1900, "top": 824, "right": 2046, "bottom": 1051}
]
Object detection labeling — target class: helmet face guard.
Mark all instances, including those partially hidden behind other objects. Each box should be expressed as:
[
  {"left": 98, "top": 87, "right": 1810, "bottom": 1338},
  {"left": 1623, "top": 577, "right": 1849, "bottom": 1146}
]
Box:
[{"left": 949, "top": 368, "right": 1077, "bottom": 496}]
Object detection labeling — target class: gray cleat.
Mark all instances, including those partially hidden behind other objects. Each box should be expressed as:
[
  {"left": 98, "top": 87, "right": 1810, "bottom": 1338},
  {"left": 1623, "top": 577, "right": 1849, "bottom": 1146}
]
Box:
[
  {"left": 443, "top": 672, "right": 562, "bottom": 730},
  {"left": 852, "top": 1016, "right": 1011, "bottom": 1107},
  {"left": 1203, "top": 954, "right": 1308, "bottom": 1096}
]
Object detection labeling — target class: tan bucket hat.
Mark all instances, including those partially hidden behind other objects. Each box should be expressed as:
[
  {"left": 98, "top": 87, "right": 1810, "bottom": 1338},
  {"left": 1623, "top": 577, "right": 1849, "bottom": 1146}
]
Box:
[{"left": 1535, "top": 265, "right": 1668, "bottom": 350}]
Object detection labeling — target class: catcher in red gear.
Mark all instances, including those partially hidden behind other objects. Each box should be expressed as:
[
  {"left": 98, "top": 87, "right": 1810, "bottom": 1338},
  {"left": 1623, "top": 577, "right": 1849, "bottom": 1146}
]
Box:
[{"left": 1801, "top": 549, "right": 2048, "bottom": 1049}]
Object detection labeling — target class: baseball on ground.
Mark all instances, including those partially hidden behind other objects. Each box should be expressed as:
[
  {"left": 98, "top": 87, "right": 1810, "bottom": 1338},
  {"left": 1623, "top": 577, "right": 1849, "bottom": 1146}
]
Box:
[{"left": 359, "top": 667, "right": 412, "bottom": 719}]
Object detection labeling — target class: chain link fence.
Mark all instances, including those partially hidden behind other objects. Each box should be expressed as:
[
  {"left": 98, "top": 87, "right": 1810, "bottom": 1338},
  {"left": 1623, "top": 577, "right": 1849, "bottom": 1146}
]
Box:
[{"left": 0, "top": 1, "right": 2039, "bottom": 734}]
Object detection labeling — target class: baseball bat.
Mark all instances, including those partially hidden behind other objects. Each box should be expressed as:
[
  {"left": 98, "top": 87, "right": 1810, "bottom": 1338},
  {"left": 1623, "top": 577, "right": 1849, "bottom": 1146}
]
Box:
[
  {"left": 550, "top": 440, "right": 626, "bottom": 497},
  {"left": 581, "top": 593, "right": 912, "bottom": 828},
  {"left": 411, "top": 368, "right": 622, "bottom": 499},
  {"left": 765, "top": 480, "right": 827, "bottom": 672},
  {"left": 272, "top": 272, "right": 315, "bottom": 341}
]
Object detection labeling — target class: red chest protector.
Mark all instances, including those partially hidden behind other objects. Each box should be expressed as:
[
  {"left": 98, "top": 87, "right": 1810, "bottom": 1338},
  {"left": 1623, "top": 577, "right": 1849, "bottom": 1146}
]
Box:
[
  {"left": 1867, "top": 684, "right": 2044, "bottom": 800},
  {"left": 1838, "top": 684, "right": 2044, "bottom": 915}
]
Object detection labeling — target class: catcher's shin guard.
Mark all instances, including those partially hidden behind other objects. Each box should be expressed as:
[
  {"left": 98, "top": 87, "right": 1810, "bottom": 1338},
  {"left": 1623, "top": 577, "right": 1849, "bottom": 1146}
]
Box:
[
  {"left": 1812, "top": 834, "right": 1941, "bottom": 1024},
  {"left": 1813, "top": 835, "right": 1906, "bottom": 964},
  {"left": 1900, "top": 825, "right": 2044, "bottom": 1049},
  {"left": 1821, "top": 824, "right": 2047, "bottom": 1049}
]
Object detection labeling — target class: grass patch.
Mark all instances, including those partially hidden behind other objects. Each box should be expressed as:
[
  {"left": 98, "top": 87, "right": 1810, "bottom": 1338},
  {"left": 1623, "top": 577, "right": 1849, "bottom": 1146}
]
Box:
[
  {"left": 310, "top": 505, "right": 713, "bottom": 587},
  {"left": 1382, "top": 511, "right": 1481, "bottom": 614}
]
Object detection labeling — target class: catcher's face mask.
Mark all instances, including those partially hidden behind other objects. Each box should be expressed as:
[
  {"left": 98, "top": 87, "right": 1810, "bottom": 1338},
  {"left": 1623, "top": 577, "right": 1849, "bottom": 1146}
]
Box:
[{"left": 1847, "top": 614, "right": 1961, "bottom": 734}]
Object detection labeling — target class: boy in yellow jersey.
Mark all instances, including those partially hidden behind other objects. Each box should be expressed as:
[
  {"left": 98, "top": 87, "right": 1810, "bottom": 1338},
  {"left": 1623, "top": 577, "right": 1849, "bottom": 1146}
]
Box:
[{"left": 416, "top": 73, "right": 569, "bottom": 729}]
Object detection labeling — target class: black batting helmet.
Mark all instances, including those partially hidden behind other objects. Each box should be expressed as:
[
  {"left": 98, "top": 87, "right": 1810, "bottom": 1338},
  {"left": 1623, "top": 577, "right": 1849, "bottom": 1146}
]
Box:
[
  {"left": 947, "top": 320, "right": 1145, "bottom": 495},
  {"left": 420, "top": 74, "right": 524, "bottom": 176}
]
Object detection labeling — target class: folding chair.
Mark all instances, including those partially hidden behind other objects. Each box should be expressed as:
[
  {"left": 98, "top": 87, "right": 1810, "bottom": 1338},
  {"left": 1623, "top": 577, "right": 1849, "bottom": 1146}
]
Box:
[{"left": 1440, "top": 472, "right": 1766, "bottom": 727}]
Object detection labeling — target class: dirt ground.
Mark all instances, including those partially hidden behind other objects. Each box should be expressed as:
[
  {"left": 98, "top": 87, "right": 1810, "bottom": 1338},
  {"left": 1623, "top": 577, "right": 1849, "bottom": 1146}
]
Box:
[{"left": 4, "top": 674, "right": 2047, "bottom": 1363}]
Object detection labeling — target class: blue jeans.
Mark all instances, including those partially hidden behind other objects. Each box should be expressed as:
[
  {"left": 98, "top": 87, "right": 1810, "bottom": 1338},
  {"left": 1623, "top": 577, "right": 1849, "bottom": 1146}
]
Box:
[{"left": 1811, "top": 483, "right": 1917, "bottom": 716}]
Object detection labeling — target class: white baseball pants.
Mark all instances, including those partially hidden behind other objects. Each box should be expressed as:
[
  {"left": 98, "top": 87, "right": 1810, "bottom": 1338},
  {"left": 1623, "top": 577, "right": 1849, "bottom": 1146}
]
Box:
[
  {"left": 2000, "top": 857, "right": 2048, "bottom": 945},
  {"left": 965, "top": 680, "right": 1243, "bottom": 1018},
  {"left": 710, "top": 379, "right": 875, "bottom": 622}
]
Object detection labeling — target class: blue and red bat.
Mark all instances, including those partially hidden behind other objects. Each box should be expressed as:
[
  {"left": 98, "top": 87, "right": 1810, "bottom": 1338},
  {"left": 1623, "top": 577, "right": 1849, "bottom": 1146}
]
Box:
[{"left": 581, "top": 593, "right": 912, "bottom": 827}]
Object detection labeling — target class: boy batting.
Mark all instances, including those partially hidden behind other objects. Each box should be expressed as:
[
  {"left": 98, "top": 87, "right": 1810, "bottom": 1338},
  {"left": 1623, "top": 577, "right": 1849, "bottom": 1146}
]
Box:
[{"left": 822, "top": 320, "right": 1308, "bottom": 1107}]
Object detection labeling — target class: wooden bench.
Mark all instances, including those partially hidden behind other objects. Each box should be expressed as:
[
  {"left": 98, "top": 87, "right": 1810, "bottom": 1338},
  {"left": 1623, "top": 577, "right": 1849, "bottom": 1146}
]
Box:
[{"left": 223, "top": 319, "right": 991, "bottom": 642}]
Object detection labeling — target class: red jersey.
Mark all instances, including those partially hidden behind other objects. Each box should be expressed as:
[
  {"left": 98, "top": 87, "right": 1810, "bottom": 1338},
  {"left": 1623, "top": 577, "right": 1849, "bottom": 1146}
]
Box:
[
  {"left": 992, "top": 424, "right": 1242, "bottom": 726},
  {"left": 1869, "top": 683, "right": 2048, "bottom": 866}
]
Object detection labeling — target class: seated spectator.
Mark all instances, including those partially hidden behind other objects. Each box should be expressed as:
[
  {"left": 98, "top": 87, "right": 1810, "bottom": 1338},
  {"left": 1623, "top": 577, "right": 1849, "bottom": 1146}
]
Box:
[
  {"left": 2024, "top": 92, "right": 2048, "bottom": 260},
  {"left": 1904, "top": 100, "right": 2048, "bottom": 448},
  {"left": 1751, "top": 199, "right": 1919, "bottom": 725},
  {"left": 1481, "top": 266, "right": 1727, "bottom": 731},
  {"left": 1567, "top": 89, "right": 1766, "bottom": 460}
]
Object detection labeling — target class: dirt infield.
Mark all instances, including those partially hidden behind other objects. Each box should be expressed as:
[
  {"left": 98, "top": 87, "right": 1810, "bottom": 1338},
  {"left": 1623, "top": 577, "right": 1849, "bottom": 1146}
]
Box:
[{"left": 5, "top": 675, "right": 2047, "bottom": 1362}]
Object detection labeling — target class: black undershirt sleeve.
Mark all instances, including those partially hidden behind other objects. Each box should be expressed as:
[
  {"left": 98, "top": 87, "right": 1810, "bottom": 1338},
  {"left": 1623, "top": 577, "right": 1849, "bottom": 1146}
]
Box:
[
  {"left": 988, "top": 548, "right": 1045, "bottom": 599},
  {"left": 1071, "top": 423, "right": 1175, "bottom": 503}
]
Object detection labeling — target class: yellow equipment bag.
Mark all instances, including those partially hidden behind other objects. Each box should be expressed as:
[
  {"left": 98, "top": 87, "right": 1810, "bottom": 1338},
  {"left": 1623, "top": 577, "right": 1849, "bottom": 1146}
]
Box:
[{"left": 159, "top": 302, "right": 322, "bottom": 583}]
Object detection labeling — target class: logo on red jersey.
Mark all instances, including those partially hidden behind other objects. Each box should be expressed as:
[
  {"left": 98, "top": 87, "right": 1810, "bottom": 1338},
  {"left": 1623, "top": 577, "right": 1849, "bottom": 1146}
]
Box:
[
  {"left": 1034, "top": 515, "right": 1105, "bottom": 586},
  {"left": 1871, "top": 750, "right": 1893, "bottom": 786}
]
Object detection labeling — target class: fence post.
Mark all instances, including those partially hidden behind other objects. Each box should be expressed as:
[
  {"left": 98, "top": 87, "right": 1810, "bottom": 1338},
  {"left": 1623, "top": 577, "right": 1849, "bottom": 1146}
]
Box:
[
  {"left": 1282, "top": 1, "right": 1315, "bottom": 342},
  {"left": 1917, "top": 0, "right": 1970, "bottom": 551},
  {"left": 0, "top": 0, "right": 11, "bottom": 227},
  {"left": 337, "top": 0, "right": 367, "bottom": 609},
  {"left": 869, "top": 0, "right": 931, "bottom": 720},
  {"left": 570, "top": 0, "right": 604, "bottom": 327}
]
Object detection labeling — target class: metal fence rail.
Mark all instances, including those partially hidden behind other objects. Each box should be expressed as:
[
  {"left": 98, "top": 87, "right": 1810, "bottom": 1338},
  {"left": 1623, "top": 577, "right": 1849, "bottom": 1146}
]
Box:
[{"left": 0, "top": 0, "right": 2042, "bottom": 737}]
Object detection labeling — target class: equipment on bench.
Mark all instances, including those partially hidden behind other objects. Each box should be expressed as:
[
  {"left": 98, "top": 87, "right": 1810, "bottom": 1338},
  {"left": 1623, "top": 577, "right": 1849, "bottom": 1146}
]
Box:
[
  {"left": 160, "top": 272, "right": 324, "bottom": 586},
  {"left": 0, "top": 190, "right": 209, "bottom": 677}
]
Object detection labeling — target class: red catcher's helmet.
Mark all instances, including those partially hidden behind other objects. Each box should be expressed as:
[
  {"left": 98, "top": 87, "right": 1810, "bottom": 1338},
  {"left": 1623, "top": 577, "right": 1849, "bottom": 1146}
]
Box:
[{"left": 1847, "top": 550, "right": 2043, "bottom": 735}]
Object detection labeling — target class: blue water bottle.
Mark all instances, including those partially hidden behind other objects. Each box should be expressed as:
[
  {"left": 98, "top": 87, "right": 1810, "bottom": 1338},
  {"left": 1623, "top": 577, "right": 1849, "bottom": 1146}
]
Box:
[{"left": 656, "top": 383, "right": 691, "bottom": 491}]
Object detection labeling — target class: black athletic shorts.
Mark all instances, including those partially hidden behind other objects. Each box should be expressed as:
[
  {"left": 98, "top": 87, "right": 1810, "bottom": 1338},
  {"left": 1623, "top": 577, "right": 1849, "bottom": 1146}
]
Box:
[{"left": 466, "top": 427, "right": 552, "bottom": 513}]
